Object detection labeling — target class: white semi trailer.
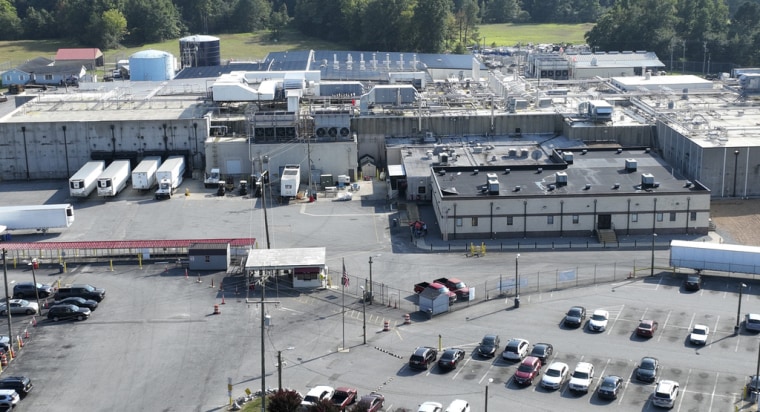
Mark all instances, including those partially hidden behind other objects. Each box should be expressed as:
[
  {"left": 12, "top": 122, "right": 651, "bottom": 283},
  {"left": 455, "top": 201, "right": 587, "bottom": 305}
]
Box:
[
  {"left": 0, "top": 204, "right": 75, "bottom": 233},
  {"left": 280, "top": 164, "right": 301, "bottom": 200},
  {"left": 97, "top": 160, "right": 131, "bottom": 197},
  {"left": 69, "top": 160, "right": 105, "bottom": 197},
  {"left": 132, "top": 156, "right": 162, "bottom": 190},
  {"left": 155, "top": 156, "right": 185, "bottom": 200}
]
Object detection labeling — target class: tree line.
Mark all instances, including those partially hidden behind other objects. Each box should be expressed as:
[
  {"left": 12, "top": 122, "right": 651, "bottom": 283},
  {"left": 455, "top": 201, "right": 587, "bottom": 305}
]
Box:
[{"left": 0, "top": 0, "right": 759, "bottom": 67}]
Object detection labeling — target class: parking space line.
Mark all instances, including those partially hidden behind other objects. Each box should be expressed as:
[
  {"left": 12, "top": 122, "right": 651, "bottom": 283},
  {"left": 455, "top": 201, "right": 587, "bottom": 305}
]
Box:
[
  {"left": 478, "top": 363, "right": 496, "bottom": 385},
  {"left": 708, "top": 372, "right": 719, "bottom": 412},
  {"left": 607, "top": 304, "right": 625, "bottom": 335},
  {"left": 640, "top": 307, "right": 649, "bottom": 320},
  {"left": 687, "top": 313, "right": 695, "bottom": 332},
  {"left": 676, "top": 368, "right": 692, "bottom": 411},
  {"left": 618, "top": 378, "right": 630, "bottom": 405},
  {"left": 654, "top": 275, "right": 664, "bottom": 290},
  {"left": 710, "top": 316, "right": 720, "bottom": 346},
  {"left": 593, "top": 358, "right": 611, "bottom": 396},
  {"left": 453, "top": 358, "right": 472, "bottom": 380},
  {"left": 657, "top": 310, "right": 672, "bottom": 342},
  {"left": 735, "top": 333, "right": 741, "bottom": 353}
]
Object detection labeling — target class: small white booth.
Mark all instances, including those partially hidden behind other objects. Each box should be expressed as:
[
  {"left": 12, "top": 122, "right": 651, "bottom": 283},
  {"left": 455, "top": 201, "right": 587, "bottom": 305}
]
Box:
[{"left": 245, "top": 247, "right": 327, "bottom": 288}]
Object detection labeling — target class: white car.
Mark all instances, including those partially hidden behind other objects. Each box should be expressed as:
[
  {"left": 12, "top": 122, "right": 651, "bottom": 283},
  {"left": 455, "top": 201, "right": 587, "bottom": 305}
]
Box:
[
  {"left": 541, "top": 361, "right": 569, "bottom": 390},
  {"left": 445, "top": 399, "right": 470, "bottom": 412},
  {"left": 588, "top": 309, "right": 610, "bottom": 332},
  {"left": 690, "top": 324, "right": 709, "bottom": 345},
  {"left": 502, "top": 338, "right": 529, "bottom": 361},
  {"left": 300, "top": 385, "right": 334, "bottom": 407},
  {"left": 0, "top": 389, "right": 19, "bottom": 408},
  {"left": 652, "top": 380, "right": 679, "bottom": 408},
  {"left": 746, "top": 313, "right": 760, "bottom": 332},
  {"left": 568, "top": 362, "right": 595, "bottom": 393},
  {"left": 0, "top": 299, "right": 39, "bottom": 316},
  {"left": 418, "top": 401, "right": 443, "bottom": 412}
]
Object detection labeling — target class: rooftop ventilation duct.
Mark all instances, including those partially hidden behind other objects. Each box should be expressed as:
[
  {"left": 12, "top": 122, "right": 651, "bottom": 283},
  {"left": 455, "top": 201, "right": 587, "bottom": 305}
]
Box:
[
  {"left": 612, "top": 183, "right": 620, "bottom": 190},
  {"left": 641, "top": 173, "right": 655, "bottom": 189},
  {"left": 584, "top": 184, "right": 592, "bottom": 190},
  {"left": 563, "top": 151, "right": 574, "bottom": 164}
]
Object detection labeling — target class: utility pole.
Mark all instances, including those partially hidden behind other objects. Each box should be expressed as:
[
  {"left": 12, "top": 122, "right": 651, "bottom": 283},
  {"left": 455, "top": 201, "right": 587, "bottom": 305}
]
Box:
[
  {"left": 2, "top": 250, "right": 13, "bottom": 345},
  {"left": 368, "top": 257, "right": 373, "bottom": 304}
]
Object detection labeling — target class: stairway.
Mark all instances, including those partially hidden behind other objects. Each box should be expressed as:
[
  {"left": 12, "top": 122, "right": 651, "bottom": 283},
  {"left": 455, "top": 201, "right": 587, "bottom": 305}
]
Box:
[{"left": 597, "top": 229, "right": 617, "bottom": 244}]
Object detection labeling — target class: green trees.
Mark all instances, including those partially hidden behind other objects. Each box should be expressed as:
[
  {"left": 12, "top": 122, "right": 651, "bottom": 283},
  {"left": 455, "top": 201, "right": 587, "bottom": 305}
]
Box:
[{"left": 0, "top": 0, "right": 21, "bottom": 40}]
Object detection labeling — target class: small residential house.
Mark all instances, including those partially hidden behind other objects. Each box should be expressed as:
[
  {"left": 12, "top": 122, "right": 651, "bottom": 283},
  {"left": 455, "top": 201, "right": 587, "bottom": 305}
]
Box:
[
  {"left": 2, "top": 57, "right": 85, "bottom": 86},
  {"left": 55, "top": 48, "right": 104, "bottom": 70}
]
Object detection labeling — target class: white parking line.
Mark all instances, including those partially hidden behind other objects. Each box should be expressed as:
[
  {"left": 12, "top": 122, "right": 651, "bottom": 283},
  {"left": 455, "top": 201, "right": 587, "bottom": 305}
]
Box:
[
  {"left": 593, "top": 358, "right": 611, "bottom": 395},
  {"left": 606, "top": 305, "right": 625, "bottom": 335},
  {"left": 654, "top": 275, "right": 664, "bottom": 290},
  {"left": 708, "top": 372, "right": 719, "bottom": 411},
  {"left": 452, "top": 358, "right": 471, "bottom": 380},
  {"left": 687, "top": 313, "right": 696, "bottom": 332},
  {"left": 617, "top": 378, "right": 630, "bottom": 405},
  {"left": 478, "top": 363, "right": 496, "bottom": 385},
  {"left": 710, "top": 316, "right": 720, "bottom": 345},
  {"left": 676, "top": 368, "right": 692, "bottom": 411},
  {"left": 640, "top": 307, "right": 649, "bottom": 320},
  {"left": 657, "top": 310, "right": 672, "bottom": 342}
]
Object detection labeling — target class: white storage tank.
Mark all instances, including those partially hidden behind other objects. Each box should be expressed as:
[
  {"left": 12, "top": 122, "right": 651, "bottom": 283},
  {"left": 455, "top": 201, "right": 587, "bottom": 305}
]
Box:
[{"left": 129, "top": 50, "right": 175, "bottom": 81}]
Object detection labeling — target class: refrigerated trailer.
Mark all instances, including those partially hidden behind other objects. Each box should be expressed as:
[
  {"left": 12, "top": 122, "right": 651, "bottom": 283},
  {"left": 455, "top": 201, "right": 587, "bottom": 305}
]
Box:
[
  {"left": 670, "top": 240, "right": 760, "bottom": 275},
  {"left": 0, "top": 204, "right": 75, "bottom": 233},
  {"left": 155, "top": 156, "right": 185, "bottom": 199},
  {"left": 280, "top": 164, "right": 301, "bottom": 199},
  {"left": 97, "top": 160, "right": 131, "bottom": 197},
  {"left": 132, "top": 156, "right": 162, "bottom": 190},
  {"left": 69, "top": 161, "right": 105, "bottom": 197}
]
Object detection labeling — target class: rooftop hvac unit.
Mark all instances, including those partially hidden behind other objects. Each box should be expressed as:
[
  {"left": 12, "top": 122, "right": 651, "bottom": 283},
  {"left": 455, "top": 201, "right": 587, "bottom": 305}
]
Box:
[
  {"left": 536, "top": 168, "right": 543, "bottom": 174},
  {"left": 486, "top": 173, "right": 500, "bottom": 195},
  {"left": 612, "top": 183, "right": 620, "bottom": 189},
  {"left": 625, "top": 158, "right": 638, "bottom": 172},
  {"left": 584, "top": 184, "right": 592, "bottom": 190},
  {"left": 440, "top": 153, "right": 449, "bottom": 164},
  {"left": 504, "top": 168, "right": 511, "bottom": 174},
  {"left": 641, "top": 173, "right": 655, "bottom": 189},
  {"left": 616, "top": 148, "right": 623, "bottom": 154},
  {"left": 563, "top": 152, "right": 574, "bottom": 164},
  {"left": 555, "top": 171, "right": 568, "bottom": 187}
]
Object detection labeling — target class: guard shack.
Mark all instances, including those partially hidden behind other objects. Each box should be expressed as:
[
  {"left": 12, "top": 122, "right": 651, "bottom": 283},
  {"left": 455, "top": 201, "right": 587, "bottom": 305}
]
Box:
[
  {"left": 245, "top": 247, "right": 327, "bottom": 288},
  {"left": 188, "top": 242, "right": 230, "bottom": 271}
]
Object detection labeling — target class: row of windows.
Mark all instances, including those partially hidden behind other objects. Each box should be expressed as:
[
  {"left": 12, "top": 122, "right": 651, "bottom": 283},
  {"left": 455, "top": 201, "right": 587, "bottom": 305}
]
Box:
[{"left": 459, "top": 212, "right": 698, "bottom": 226}]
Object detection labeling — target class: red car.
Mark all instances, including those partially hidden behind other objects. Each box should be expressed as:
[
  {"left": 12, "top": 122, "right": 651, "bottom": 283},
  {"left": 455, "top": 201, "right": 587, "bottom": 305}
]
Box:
[
  {"left": 331, "top": 387, "right": 357, "bottom": 410},
  {"left": 357, "top": 392, "right": 384, "bottom": 412},
  {"left": 636, "top": 319, "right": 659, "bottom": 337},
  {"left": 514, "top": 356, "right": 542, "bottom": 385}
]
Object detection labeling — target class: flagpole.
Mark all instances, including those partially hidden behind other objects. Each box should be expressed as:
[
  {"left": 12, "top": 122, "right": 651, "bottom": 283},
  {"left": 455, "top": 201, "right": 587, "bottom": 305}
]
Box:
[{"left": 342, "top": 258, "right": 346, "bottom": 350}]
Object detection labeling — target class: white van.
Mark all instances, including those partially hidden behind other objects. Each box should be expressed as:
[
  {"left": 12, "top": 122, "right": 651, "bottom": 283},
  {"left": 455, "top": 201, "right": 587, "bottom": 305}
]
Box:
[{"left": 445, "top": 399, "right": 470, "bottom": 412}]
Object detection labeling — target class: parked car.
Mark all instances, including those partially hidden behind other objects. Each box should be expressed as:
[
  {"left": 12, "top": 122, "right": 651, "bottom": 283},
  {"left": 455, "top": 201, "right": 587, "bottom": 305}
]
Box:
[
  {"left": 0, "top": 376, "right": 32, "bottom": 399},
  {"left": 588, "top": 309, "right": 610, "bottom": 332},
  {"left": 529, "top": 342, "right": 553, "bottom": 365},
  {"left": 52, "top": 296, "right": 99, "bottom": 311},
  {"left": 0, "top": 299, "right": 38, "bottom": 315},
  {"left": 502, "top": 338, "right": 529, "bottom": 361},
  {"left": 636, "top": 356, "right": 660, "bottom": 382},
  {"left": 746, "top": 313, "right": 760, "bottom": 332},
  {"left": 0, "top": 389, "right": 19, "bottom": 408},
  {"left": 301, "top": 385, "right": 334, "bottom": 407},
  {"left": 514, "top": 356, "right": 542, "bottom": 385},
  {"left": 331, "top": 387, "right": 357, "bottom": 410},
  {"left": 418, "top": 401, "right": 443, "bottom": 412},
  {"left": 652, "top": 380, "right": 679, "bottom": 408},
  {"left": 597, "top": 375, "right": 623, "bottom": 399},
  {"left": 12, "top": 282, "right": 53, "bottom": 299},
  {"left": 564, "top": 306, "right": 586, "bottom": 328},
  {"left": 438, "top": 348, "right": 465, "bottom": 370},
  {"left": 684, "top": 274, "right": 703, "bottom": 291},
  {"left": 444, "top": 399, "right": 470, "bottom": 412},
  {"left": 689, "top": 324, "right": 709, "bottom": 345},
  {"left": 409, "top": 346, "right": 437, "bottom": 369},
  {"left": 568, "top": 362, "right": 594, "bottom": 393},
  {"left": 54, "top": 284, "right": 106, "bottom": 302},
  {"left": 477, "top": 334, "right": 500, "bottom": 357},
  {"left": 358, "top": 392, "right": 384, "bottom": 412},
  {"left": 46, "top": 304, "right": 91, "bottom": 321},
  {"left": 541, "top": 361, "right": 569, "bottom": 390},
  {"left": 636, "top": 319, "right": 659, "bottom": 338}
]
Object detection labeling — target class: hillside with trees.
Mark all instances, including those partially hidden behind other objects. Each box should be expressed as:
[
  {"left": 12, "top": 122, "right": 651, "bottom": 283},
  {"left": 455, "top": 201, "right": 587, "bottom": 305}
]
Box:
[{"left": 1, "top": 0, "right": 760, "bottom": 67}]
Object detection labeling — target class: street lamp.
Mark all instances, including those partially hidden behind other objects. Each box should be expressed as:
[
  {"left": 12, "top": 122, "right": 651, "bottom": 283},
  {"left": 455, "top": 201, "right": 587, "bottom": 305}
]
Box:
[
  {"left": 485, "top": 378, "right": 493, "bottom": 412},
  {"left": 737, "top": 282, "right": 748, "bottom": 334},
  {"left": 733, "top": 150, "right": 740, "bottom": 198},
  {"left": 514, "top": 254, "right": 520, "bottom": 308},
  {"left": 360, "top": 281, "right": 367, "bottom": 345},
  {"left": 28, "top": 259, "right": 41, "bottom": 315},
  {"left": 650, "top": 233, "right": 657, "bottom": 277},
  {"left": 368, "top": 257, "right": 373, "bottom": 305}
]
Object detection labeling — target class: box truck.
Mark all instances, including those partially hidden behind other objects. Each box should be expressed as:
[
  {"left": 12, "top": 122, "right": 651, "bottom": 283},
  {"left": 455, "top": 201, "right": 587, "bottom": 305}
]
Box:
[
  {"left": 132, "top": 156, "right": 162, "bottom": 190},
  {"left": 0, "top": 204, "right": 75, "bottom": 233},
  {"left": 155, "top": 156, "right": 185, "bottom": 200},
  {"left": 69, "top": 161, "right": 105, "bottom": 197},
  {"left": 97, "top": 160, "right": 131, "bottom": 197},
  {"left": 280, "top": 164, "right": 301, "bottom": 199}
]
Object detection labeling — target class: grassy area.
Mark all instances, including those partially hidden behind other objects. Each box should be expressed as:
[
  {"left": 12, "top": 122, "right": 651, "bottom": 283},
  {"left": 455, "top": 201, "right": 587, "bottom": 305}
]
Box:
[{"left": 0, "top": 23, "right": 594, "bottom": 70}]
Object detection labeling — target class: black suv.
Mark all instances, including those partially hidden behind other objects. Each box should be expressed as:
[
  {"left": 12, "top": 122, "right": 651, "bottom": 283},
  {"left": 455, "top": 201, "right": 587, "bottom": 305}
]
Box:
[
  {"left": 12, "top": 282, "right": 53, "bottom": 299},
  {"left": 47, "top": 304, "right": 91, "bottom": 321},
  {"left": 409, "top": 346, "right": 437, "bottom": 369},
  {"left": 54, "top": 284, "right": 105, "bottom": 302},
  {"left": 0, "top": 376, "right": 33, "bottom": 398}
]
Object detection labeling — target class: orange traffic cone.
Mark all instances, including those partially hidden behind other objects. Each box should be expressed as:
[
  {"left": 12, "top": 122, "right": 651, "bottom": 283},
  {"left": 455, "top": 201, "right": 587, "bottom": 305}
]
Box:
[
  {"left": 221, "top": 294, "right": 226, "bottom": 305},
  {"left": 17, "top": 337, "right": 22, "bottom": 348},
  {"left": 31, "top": 317, "right": 37, "bottom": 327},
  {"left": 24, "top": 330, "right": 29, "bottom": 339}
]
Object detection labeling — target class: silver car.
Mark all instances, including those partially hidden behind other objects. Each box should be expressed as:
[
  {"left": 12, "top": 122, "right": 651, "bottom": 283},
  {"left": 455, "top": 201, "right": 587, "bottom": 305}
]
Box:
[
  {"left": 0, "top": 299, "right": 39, "bottom": 316},
  {"left": 746, "top": 313, "right": 760, "bottom": 332}
]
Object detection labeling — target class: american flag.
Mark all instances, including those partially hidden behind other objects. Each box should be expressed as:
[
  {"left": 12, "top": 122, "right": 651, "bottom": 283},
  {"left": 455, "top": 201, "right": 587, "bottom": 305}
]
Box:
[{"left": 342, "top": 260, "right": 350, "bottom": 287}]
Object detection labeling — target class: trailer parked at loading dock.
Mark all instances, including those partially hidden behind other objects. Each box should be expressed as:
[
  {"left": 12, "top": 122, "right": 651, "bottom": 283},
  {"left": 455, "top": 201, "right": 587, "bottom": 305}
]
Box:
[
  {"left": 280, "top": 164, "right": 301, "bottom": 200},
  {"left": 69, "top": 161, "right": 105, "bottom": 198},
  {"left": 155, "top": 156, "right": 185, "bottom": 200},
  {"left": 132, "top": 156, "right": 162, "bottom": 190},
  {"left": 97, "top": 160, "right": 131, "bottom": 197},
  {"left": 0, "top": 204, "right": 75, "bottom": 233}
]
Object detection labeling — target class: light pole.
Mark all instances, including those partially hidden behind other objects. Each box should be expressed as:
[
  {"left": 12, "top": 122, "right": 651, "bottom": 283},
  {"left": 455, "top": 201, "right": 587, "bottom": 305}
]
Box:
[
  {"left": 360, "top": 281, "right": 367, "bottom": 345},
  {"left": 514, "top": 254, "right": 520, "bottom": 308},
  {"left": 368, "top": 256, "right": 373, "bottom": 305},
  {"left": 733, "top": 150, "right": 740, "bottom": 198},
  {"left": 28, "top": 259, "right": 41, "bottom": 315},
  {"left": 650, "top": 233, "right": 657, "bottom": 277},
  {"left": 737, "top": 283, "right": 748, "bottom": 334},
  {"left": 485, "top": 378, "right": 493, "bottom": 412}
]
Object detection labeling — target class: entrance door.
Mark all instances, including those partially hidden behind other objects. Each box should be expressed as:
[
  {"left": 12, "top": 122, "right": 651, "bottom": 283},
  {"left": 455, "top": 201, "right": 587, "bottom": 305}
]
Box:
[{"left": 597, "top": 214, "right": 612, "bottom": 230}]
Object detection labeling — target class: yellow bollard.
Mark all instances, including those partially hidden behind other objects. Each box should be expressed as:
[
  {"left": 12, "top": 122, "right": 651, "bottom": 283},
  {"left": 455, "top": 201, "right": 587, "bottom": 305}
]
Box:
[
  {"left": 57, "top": 279, "right": 61, "bottom": 289},
  {"left": 469, "top": 242, "right": 475, "bottom": 256},
  {"left": 109, "top": 260, "right": 114, "bottom": 272},
  {"left": 481, "top": 242, "right": 486, "bottom": 256},
  {"left": 185, "top": 188, "right": 190, "bottom": 196},
  {"left": 63, "top": 262, "right": 67, "bottom": 273},
  {"left": 438, "top": 334, "right": 442, "bottom": 352},
  {"left": 12, "top": 258, "right": 16, "bottom": 268},
  {"left": 138, "top": 253, "right": 143, "bottom": 269}
]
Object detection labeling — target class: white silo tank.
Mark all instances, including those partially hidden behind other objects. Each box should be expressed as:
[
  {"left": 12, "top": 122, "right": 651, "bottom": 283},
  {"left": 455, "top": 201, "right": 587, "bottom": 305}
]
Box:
[{"left": 129, "top": 49, "right": 176, "bottom": 81}]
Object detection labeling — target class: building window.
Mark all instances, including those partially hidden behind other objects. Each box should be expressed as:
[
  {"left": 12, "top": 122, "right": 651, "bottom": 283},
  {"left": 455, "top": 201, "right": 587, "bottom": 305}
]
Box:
[
  {"left": 631, "top": 213, "right": 638, "bottom": 222},
  {"left": 472, "top": 217, "right": 478, "bottom": 226},
  {"left": 418, "top": 186, "right": 426, "bottom": 194},
  {"left": 669, "top": 212, "right": 676, "bottom": 221},
  {"left": 690, "top": 211, "right": 697, "bottom": 221},
  {"left": 44, "top": 74, "right": 53, "bottom": 81},
  {"left": 456, "top": 218, "right": 463, "bottom": 227},
  {"left": 657, "top": 212, "right": 664, "bottom": 222},
  {"left": 572, "top": 215, "right": 579, "bottom": 224},
  {"left": 204, "top": 255, "right": 211, "bottom": 262},
  {"left": 547, "top": 216, "right": 554, "bottom": 224},
  {"left": 507, "top": 216, "right": 513, "bottom": 226}
]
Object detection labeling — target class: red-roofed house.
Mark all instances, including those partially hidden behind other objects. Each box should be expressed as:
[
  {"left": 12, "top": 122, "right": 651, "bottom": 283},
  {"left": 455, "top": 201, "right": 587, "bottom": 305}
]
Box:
[{"left": 55, "top": 48, "right": 104, "bottom": 69}]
